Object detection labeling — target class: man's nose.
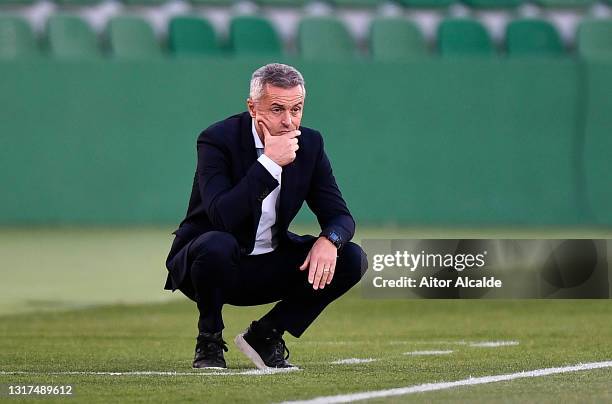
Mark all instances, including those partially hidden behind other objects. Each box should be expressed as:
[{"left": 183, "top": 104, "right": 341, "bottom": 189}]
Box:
[{"left": 281, "top": 111, "right": 293, "bottom": 128}]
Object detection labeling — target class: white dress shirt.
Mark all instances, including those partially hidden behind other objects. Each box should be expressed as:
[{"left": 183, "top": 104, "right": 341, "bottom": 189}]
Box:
[{"left": 249, "top": 119, "right": 282, "bottom": 255}]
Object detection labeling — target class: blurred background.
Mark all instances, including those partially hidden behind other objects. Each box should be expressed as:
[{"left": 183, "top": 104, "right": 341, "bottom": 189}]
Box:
[{"left": 1, "top": 0, "right": 611, "bottom": 312}]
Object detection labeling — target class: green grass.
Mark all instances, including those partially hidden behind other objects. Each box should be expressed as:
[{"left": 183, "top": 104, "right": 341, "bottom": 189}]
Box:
[
  {"left": 1, "top": 228, "right": 612, "bottom": 403},
  {"left": 1, "top": 298, "right": 612, "bottom": 402}
]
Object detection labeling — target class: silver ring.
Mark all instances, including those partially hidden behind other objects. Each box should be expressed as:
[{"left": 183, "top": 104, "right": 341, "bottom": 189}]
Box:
[{"left": 323, "top": 268, "right": 330, "bottom": 273}]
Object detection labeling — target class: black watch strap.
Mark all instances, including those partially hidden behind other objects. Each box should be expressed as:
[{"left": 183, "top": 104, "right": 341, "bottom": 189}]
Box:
[{"left": 320, "top": 230, "right": 342, "bottom": 249}]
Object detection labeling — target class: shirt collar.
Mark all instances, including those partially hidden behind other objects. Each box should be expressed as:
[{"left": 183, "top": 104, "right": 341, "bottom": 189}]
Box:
[{"left": 251, "top": 118, "right": 264, "bottom": 149}]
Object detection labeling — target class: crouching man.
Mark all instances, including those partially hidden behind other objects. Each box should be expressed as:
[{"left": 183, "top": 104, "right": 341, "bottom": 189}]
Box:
[{"left": 164, "top": 63, "right": 367, "bottom": 369}]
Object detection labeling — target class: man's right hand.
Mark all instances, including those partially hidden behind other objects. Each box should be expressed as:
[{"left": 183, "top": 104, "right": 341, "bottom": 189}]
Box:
[{"left": 260, "top": 121, "right": 300, "bottom": 167}]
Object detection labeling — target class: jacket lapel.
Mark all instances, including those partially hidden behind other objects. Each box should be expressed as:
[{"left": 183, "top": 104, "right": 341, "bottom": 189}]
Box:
[
  {"left": 239, "top": 112, "right": 258, "bottom": 175},
  {"left": 277, "top": 141, "right": 300, "bottom": 231},
  {"left": 238, "top": 112, "right": 264, "bottom": 244}
]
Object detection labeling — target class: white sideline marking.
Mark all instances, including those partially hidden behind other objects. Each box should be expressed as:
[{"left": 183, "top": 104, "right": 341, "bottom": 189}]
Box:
[
  {"left": 470, "top": 341, "right": 519, "bottom": 348},
  {"left": 0, "top": 368, "right": 299, "bottom": 377},
  {"left": 331, "top": 358, "right": 377, "bottom": 365},
  {"left": 303, "top": 340, "right": 469, "bottom": 346},
  {"left": 403, "top": 350, "right": 453, "bottom": 356},
  {"left": 300, "top": 341, "right": 363, "bottom": 346},
  {"left": 389, "top": 340, "right": 468, "bottom": 345},
  {"left": 298, "top": 340, "right": 515, "bottom": 347},
  {"left": 279, "top": 360, "right": 612, "bottom": 404}
]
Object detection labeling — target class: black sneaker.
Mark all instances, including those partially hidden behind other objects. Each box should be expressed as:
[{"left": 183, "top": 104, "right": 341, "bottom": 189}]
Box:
[
  {"left": 193, "top": 331, "right": 228, "bottom": 369},
  {"left": 234, "top": 321, "right": 297, "bottom": 369}
]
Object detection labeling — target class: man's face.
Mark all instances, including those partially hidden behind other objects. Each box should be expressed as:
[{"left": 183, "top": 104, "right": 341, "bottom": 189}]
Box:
[{"left": 247, "top": 84, "right": 305, "bottom": 140}]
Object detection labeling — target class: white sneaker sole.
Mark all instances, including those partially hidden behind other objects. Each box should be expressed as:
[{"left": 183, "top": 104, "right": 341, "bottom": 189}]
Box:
[
  {"left": 234, "top": 333, "right": 268, "bottom": 370},
  {"left": 192, "top": 366, "right": 227, "bottom": 370}
]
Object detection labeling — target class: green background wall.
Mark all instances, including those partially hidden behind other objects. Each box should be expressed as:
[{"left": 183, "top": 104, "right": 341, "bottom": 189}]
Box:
[{"left": 1, "top": 57, "right": 610, "bottom": 226}]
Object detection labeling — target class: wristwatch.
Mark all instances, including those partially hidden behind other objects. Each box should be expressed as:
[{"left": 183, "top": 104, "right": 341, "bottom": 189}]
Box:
[{"left": 320, "top": 230, "right": 342, "bottom": 249}]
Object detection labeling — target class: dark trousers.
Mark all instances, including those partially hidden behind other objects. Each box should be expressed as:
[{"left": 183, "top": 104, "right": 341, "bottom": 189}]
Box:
[{"left": 167, "top": 231, "right": 367, "bottom": 338}]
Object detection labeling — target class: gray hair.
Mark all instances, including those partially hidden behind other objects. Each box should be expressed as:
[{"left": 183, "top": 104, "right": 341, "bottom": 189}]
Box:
[{"left": 249, "top": 63, "right": 306, "bottom": 101}]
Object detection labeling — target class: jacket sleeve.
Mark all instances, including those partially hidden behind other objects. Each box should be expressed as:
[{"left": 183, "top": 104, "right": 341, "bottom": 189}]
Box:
[
  {"left": 305, "top": 132, "right": 355, "bottom": 245},
  {"left": 197, "top": 130, "right": 279, "bottom": 232}
]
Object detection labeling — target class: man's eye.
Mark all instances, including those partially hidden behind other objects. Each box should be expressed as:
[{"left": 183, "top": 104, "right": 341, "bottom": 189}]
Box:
[{"left": 272, "top": 108, "right": 282, "bottom": 113}]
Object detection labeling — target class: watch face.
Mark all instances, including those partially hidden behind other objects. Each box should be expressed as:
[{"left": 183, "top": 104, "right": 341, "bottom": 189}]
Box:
[{"left": 329, "top": 232, "right": 340, "bottom": 246}]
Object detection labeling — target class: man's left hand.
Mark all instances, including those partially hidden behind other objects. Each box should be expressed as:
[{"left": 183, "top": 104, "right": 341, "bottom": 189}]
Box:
[{"left": 299, "top": 237, "right": 337, "bottom": 290}]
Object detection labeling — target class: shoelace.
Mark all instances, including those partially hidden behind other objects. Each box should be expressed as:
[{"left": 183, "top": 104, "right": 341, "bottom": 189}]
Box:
[
  {"left": 252, "top": 322, "right": 290, "bottom": 363},
  {"left": 271, "top": 337, "right": 290, "bottom": 360},
  {"left": 197, "top": 334, "right": 229, "bottom": 353}
]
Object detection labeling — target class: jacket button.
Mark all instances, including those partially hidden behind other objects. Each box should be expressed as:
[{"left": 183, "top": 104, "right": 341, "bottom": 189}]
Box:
[{"left": 240, "top": 247, "right": 247, "bottom": 254}]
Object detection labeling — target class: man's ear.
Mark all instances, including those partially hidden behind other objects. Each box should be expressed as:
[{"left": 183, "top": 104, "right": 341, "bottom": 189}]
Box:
[{"left": 246, "top": 98, "right": 256, "bottom": 118}]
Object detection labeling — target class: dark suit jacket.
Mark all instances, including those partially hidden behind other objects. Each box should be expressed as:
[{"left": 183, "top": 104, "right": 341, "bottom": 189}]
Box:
[{"left": 164, "top": 111, "right": 355, "bottom": 293}]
